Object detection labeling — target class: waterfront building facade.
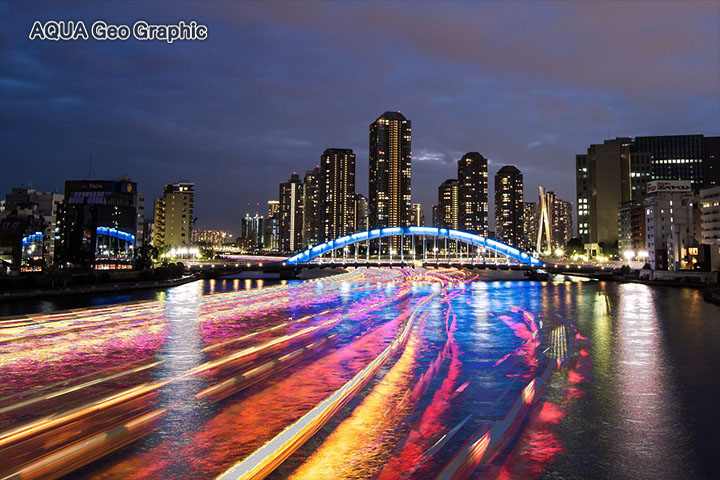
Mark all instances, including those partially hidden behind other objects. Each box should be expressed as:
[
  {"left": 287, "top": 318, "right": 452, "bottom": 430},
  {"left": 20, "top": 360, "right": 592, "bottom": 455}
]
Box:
[
  {"left": 0, "top": 187, "right": 63, "bottom": 269},
  {"left": 153, "top": 182, "right": 194, "bottom": 252},
  {"left": 700, "top": 186, "right": 720, "bottom": 245},
  {"left": 644, "top": 180, "right": 694, "bottom": 270},
  {"left": 57, "top": 178, "right": 140, "bottom": 269}
]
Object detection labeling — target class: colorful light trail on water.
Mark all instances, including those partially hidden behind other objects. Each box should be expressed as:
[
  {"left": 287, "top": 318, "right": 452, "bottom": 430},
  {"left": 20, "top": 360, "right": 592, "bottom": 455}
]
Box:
[{"left": 0, "top": 268, "right": 593, "bottom": 480}]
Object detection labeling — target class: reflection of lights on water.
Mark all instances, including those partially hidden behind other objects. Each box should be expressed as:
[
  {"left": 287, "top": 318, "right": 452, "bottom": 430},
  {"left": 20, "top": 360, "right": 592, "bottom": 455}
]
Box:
[
  {"left": 340, "top": 282, "right": 351, "bottom": 293},
  {"left": 431, "top": 283, "right": 441, "bottom": 293}
]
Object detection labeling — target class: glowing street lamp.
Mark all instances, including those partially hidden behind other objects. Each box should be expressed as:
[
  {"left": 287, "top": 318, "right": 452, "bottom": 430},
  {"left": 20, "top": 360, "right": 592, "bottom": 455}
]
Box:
[
  {"left": 555, "top": 248, "right": 564, "bottom": 258},
  {"left": 623, "top": 250, "right": 635, "bottom": 261}
]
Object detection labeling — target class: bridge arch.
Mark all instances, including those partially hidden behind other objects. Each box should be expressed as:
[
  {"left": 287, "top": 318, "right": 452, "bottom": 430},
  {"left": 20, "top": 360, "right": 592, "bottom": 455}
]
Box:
[{"left": 286, "top": 226, "right": 542, "bottom": 266}]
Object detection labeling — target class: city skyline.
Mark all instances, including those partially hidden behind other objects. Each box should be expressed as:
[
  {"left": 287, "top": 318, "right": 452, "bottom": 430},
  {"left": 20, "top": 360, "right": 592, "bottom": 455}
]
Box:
[{"left": 2, "top": 1, "right": 718, "bottom": 235}]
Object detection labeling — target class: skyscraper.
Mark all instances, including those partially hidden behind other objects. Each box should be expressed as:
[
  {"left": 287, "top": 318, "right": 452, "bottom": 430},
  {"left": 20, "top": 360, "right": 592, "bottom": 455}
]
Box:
[
  {"left": 411, "top": 203, "right": 425, "bottom": 226},
  {"left": 458, "top": 152, "right": 488, "bottom": 236},
  {"left": 494, "top": 165, "right": 524, "bottom": 247},
  {"left": 302, "top": 167, "right": 321, "bottom": 247},
  {"left": 279, "top": 173, "right": 303, "bottom": 253},
  {"left": 264, "top": 200, "right": 280, "bottom": 251},
  {"left": 437, "top": 179, "right": 459, "bottom": 229},
  {"left": 320, "top": 148, "right": 356, "bottom": 241},
  {"left": 369, "top": 111, "right": 412, "bottom": 229},
  {"left": 523, "top": 201, "right": 539, "bottom": 251},
  {"left": 354, "top": 194, "right": 369, "bottom": 232},
  {"left": 153, "top": 182, "right": 194, "bottom": 252},
  {"left": 241, "top": 214, "right": 264, "bottom": 250}
]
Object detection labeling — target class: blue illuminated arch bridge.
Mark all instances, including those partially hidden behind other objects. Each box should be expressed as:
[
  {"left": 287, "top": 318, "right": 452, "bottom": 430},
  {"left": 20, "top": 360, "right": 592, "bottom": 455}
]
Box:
[{"left": 286, "top": 226, "right": 542, "bottom": 267}]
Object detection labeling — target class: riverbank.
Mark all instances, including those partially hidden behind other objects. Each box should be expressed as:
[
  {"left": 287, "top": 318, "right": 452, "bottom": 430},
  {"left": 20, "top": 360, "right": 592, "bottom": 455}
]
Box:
[
  {"left": 0, "top": 275, "right": 198, "bottom": 301},
  {"left": 704, "top": 287, "right": 720, "bottom": 306}
]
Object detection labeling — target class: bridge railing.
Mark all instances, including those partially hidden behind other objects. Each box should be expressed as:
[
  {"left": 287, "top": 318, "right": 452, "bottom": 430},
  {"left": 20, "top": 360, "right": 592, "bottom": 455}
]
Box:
[{"left": 286, "top": 226, "right": 542, "bottom": 267}]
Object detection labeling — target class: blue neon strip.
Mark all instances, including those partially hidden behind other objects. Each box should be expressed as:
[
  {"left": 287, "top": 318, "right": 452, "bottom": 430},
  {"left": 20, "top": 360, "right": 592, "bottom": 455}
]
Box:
[
  {"left": 21, "top": 232, "right": 44, "bottom": 246},
  {"left": 96, "top": 227, "right": 135, "bottom": 244},
  {"left": 285, "top": 227, "right": 542, "bottom": 266}
]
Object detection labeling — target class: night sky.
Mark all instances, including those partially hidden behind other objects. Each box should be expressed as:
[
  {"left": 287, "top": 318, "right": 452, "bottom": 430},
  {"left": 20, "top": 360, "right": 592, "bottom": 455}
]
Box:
[{"left": 2, "top": 1, "right": 719, "bottom": 234}]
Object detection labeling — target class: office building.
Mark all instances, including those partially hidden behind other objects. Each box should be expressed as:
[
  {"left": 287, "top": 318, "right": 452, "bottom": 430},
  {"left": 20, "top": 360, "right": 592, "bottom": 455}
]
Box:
[
  {"left": 153, "top": 183, "right": 194, "bottom": 252},
  {"left": 494, "top": 165, "right": 523, "bottom": 247},
  {"left": 279, "top": 173, "right": 304, "bottom": 253},
  {"left": 635, "top": 135, "right": 705, "bottom": 192},
  {"left": 0, "top": 211, "right": 45, "bottom": 272},
  {"left": 458, "top": 152, "right": 488, "bottom": 236},
  {"left": 576, "top": 138, "right": 631, "bottom": 250},
  {"left": 56, "top": 179, "right": 140, "bottom": 269},
  {"left": 644, "top": 180, "right": 694, "bottom": 270},
  {"left": 700, "top": 186, "right": 720, "bottom": 271},
  {"left": 302, "top": 167, "right": 321, "bottom": 248},
  {"left": 700, "top": 186, "right": 720, "bottom": 245},
  {"left": 320, "top": 148, "right": 356, "bottom": 241},
  {"left": 0, "top": 187, "right": 63, "bottom": 268},
  {"left": 437, "top": 179, "right": 459, "bottom": 230},
  {"left": 704, "top": 137, "right": 720, "bottom": 187},
  {"left": 578, "top": 134, "right": 719, "bottom": 252},
  {"left": 368, "top": 111, "right": 412, "bottom": 229}
]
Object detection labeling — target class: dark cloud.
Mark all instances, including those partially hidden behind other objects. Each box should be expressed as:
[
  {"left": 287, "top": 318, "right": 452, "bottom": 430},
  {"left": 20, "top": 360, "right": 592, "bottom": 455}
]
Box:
[{"left": 1, "top": 0, "right": 718, "bottom": 233}]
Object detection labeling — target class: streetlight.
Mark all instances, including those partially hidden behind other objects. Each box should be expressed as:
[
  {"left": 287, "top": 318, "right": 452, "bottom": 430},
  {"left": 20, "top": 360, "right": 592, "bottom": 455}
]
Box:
[
  {"left": 555, "top": 248, "right": 564, "bottom": 258},
  {"left": 623, "top": 250, "right": 635, "bottom": 261}
]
